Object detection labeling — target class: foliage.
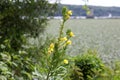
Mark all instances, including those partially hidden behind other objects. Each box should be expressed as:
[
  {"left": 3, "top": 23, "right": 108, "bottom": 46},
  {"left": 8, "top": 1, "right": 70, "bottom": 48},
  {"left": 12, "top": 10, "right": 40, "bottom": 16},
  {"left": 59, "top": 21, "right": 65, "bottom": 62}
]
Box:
[
  {"left": 0, "top": 38, "right": 36, "bottom": 80},
  {"left": 0, "top": 1, "right": 120, "bottom": 79},
  {"left": 34, "top": 7, "right": 75, "bottom": 80},
  {"left": 71, "top": 50, "right": 106, "bottom": 80},
  {"left": 95, "top": 61, "right": 120, "bottom": 80},
  {"left": 0, "top": 0, "right": 57, "bottom": 50},
  {"left": 0, "top": 0, "right": 57, "bottom": 79},
  {"left": 46, "top": 18, "right": 120, "bottom": 80},
  {"left": 70, "top": 50, "right": 120, "bottom": 80},
  {"left": 112, "top": 61, "right": 120, "bottom": 80}
]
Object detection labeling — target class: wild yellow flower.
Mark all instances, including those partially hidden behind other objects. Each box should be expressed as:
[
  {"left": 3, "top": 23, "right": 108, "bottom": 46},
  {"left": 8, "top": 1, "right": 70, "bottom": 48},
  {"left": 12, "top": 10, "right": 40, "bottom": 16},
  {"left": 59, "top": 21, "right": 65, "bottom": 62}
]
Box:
[
  {"left": 60, "top": 37, "right": 67, "bottom": 41},
  {"left": 65, "top": 15, "right": 70, "bottom": 20},
  {"left": 49, "top": 48, "right": 54, "bottom": 52},
  {"left": 49, "top": 43, "right": 54, "bottom": 49},
  {"left": 48, "top": 48, "right": 54, "bottom": 54},
  {"left": 48, "top": 43, "right": 54, "bottom": 54},
  {"left": 69, "top": 32, "right": 75, "bottom": 37},
  {"left": 66, "top": 40, "right": 72, "bottom": 45},
  {"left": 67, "top": 10, "right": 72, "bottom": 15},
  {"left": 64, "top": 10, "right": 72, "bottom": 20},
  {"left": 63, "top": 59, "right": 68, "bottom": 64}
]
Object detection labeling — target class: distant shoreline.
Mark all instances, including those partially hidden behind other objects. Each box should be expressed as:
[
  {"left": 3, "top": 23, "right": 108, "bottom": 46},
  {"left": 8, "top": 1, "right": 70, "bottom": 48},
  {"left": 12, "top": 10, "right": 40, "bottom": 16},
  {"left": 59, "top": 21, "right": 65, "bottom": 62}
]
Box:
[{"left": 47, "top": 16, "right": 120, "bottom": 19}]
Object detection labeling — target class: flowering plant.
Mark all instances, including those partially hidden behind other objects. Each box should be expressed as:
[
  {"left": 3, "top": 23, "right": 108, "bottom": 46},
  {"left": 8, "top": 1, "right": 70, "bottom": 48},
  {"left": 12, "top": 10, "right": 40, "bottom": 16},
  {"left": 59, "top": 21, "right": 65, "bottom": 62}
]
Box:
[
  {"left": 36, "top": 7, "right": 75, "bottom": 80},
  {"left": 46, "top": 7, "right": 75, "bottom": 80}
]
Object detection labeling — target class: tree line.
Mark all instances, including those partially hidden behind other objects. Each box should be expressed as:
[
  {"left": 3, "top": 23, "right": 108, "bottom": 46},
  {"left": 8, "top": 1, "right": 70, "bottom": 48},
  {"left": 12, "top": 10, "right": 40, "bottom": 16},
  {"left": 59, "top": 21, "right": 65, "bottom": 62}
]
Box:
[{"left": 55, "top": 4, "right": 120, "bottom": 17}]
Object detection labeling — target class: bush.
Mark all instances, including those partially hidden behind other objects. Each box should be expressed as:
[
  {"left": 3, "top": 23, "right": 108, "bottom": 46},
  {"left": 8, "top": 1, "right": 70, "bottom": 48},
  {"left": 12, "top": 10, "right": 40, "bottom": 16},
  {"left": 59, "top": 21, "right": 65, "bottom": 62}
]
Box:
[
  {"left": 0, "top": 0, "right": 57, "bottom": 79},
  {"left": 71, "top": 50, "right": 106, "bottom": 80},
  {"left": 0, "top": 0, "right": 57, "bottom": 50},
  {"left": 0, "top": 39, "right": 36, "bottom": 80},
  {"left": 112, "top": 61, "right": 120, "bottom": 80}
]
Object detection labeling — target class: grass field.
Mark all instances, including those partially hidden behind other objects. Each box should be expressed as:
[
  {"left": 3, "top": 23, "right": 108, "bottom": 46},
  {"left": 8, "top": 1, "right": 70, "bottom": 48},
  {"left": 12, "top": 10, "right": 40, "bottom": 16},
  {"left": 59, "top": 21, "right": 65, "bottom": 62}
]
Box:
[{"left": 46, "top": 19, "right": 120, "bottom": 65}]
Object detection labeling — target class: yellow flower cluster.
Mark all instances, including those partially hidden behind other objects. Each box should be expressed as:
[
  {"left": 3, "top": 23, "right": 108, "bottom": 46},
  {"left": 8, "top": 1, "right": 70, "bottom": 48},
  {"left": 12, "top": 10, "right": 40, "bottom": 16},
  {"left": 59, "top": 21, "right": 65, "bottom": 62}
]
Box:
[
  {"left": 65, "top": 10, "right": 72, "bottom": 20},
  {"left": 48, "top": 43, "right": 54, "bottom": 54},
  {"left": 60, "top": 36, "right": 72, "bottom": 47},
  {"left": 63, "top": 59, "right": 68, "bottom": 64},
  {"left": 69, "top": 32, "right": 75, "bottom": 37}
]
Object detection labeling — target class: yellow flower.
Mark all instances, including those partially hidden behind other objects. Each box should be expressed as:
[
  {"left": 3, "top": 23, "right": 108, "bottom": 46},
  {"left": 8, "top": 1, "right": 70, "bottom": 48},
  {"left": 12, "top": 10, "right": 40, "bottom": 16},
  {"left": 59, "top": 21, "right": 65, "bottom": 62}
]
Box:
[
  {"left": 49, "top": 48, "right": 54, "bottom": 52},
  {"left": 66, "top": 40, "right": 72, "bottom": 45},
  {"left": 60, "top": 37, "right": 67, "bottom": 41},
  {"left": 49, "top": 43, "right": 54, "bottom": 49},
  {"left": 64, "top": 59, "right": 68, "bottom": 64},
  {"left": 67, "top": 10, "right": 72, "bottom": 15},
  {"left": 65, "top": 15, "right": 70, "bottom": 20},
  {"left": 48, "top": 43, "right": 54, "bottom": 54},
  {"left": 48, "top": 48, "right": 54, "bottom": 54},
  {"left": 64, "top": 10, "right": 72, "bottom": 20},
  {"left": 69, "top": 32, "right": 75, "bottom": 37}
]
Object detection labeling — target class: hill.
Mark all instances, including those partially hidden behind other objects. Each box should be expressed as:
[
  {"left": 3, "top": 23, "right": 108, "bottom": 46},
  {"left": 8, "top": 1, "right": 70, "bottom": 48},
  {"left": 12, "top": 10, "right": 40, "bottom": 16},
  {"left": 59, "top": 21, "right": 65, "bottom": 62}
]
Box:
[{"left": 55, "top": 4, "right": 120, "bottom": 17}]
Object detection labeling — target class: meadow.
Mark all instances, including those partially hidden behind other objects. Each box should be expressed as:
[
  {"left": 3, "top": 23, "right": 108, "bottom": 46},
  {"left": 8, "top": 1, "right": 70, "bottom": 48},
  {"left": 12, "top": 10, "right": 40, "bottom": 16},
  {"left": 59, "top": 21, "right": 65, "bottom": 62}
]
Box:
[{"left": 46, "top": 19, "right": 120, "bottom": 66}]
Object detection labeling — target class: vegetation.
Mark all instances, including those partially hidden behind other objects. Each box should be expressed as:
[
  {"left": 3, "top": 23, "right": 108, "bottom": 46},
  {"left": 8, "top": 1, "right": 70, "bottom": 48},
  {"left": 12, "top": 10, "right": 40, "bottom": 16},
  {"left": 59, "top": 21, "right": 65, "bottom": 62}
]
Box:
[
  {"left": 0, "top": 0, "right": 57, "bottom": 50},
  {"left": 74, "top": 50, "right": 105, "bottom": 80},
  {"left": 46, "top": 19, "right": 120, "bottom": 79},
  {"left": 0, "top": 0, "right": 56, "bottom": 79},
  {"left": 70, "top": 50, "right": 120, "bottom": 80},
  {"left": 0, "top": 0, "right": 120, "bottom": 79},
  {"left": 55, "top": 4, "right": 120, "bottom": 16},
  {"left": 35, "top": 7, "right": 74, "bottom": 80}
]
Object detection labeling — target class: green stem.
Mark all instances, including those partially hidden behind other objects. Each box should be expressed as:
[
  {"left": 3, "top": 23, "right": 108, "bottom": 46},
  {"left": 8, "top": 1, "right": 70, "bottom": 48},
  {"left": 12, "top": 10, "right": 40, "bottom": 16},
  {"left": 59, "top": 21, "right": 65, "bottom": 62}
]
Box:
[
  {"left": 58, "top": 20, "right": 65, "bottom": 45},
  {"left": 46, "top": 70, "right": 50, "bottom": 80}
]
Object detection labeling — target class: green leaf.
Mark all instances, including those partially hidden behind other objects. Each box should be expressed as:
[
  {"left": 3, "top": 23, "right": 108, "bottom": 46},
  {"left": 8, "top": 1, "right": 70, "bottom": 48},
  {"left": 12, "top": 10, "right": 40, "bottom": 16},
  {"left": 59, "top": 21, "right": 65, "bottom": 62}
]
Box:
[
  {"left": 21, "top": 71, "right": 32, "bottom": 80},
  {"left": 62, "top": 7, "right": 67, "bottom": 16},
  {"left": 0, "top": 75, "right": 7, "bottom": 80}
]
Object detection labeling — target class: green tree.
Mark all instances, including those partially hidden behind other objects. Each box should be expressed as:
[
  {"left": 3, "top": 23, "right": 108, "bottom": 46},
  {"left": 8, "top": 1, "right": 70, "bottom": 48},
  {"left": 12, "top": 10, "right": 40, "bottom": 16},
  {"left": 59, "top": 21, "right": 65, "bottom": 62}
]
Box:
[
  {"left": 0, "top": 0, "right": 57, "bottom": 79},
  {"left": 0, "top": 0, "right": 57, "bottom": 51}
]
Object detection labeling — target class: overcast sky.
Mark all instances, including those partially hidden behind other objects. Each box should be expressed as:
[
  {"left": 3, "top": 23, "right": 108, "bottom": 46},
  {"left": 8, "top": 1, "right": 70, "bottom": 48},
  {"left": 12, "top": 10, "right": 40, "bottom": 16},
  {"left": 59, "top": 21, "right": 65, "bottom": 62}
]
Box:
[{"left": 49, "top": 0, "right": 120, "bottom": 7}]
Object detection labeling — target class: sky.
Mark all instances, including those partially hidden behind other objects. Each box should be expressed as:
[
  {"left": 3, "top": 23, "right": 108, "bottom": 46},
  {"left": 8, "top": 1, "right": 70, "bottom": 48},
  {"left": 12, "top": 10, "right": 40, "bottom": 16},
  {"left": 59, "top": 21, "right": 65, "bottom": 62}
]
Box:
[{"left": 49, "top": 0, "right": 120, "bottom": 7}]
